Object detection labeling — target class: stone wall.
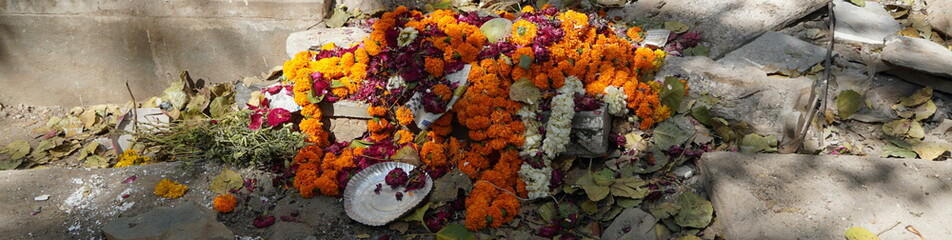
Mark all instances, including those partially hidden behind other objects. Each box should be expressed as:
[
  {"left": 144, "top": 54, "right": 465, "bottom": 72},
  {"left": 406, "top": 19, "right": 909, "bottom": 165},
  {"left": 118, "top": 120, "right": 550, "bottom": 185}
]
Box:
[{"left": 0, "top": 0, "right": 329, "bottom": 106}]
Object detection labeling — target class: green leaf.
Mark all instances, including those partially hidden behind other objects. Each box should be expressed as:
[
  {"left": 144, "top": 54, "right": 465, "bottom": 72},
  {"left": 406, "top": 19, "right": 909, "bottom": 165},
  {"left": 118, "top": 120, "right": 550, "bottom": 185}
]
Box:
[
  {"left": 209, "top": 168, "right": 244, "bottom": 195},
  {"left": 480, "top": 18, "right": 513, "bottom": 43},
  {"left": 306, "top": 89, "right": 325, "bottom": 104},
  {"left": 0, "top": 140, "right": 29, "bottom": 170},
  {"left": 653, "top": 121, "right": 688, "bottom": 151},
  {"left": 913, "top": 100, "right": 937, "bottom": 121},
  {"left": 593, "top": 169, "right": 616, "bottom": 186},
  {"left": 510, "top": 78, "right": 542, "bottom": 104},
  {"left": 649, "top": 202, "right": 681, "bottom": 219},
  {"left": 683, "top": 46, "right": 708, "bottom": 56},
  {"left": 610, "top": 177, "right": 648, "bottom": 199},
  {"left": 881, "top": 145, "right": 917, "bottom": 158},
  {"left": 660, "top": 77, "right": 686, "bottom": 112},
  {"left": 883, "top": 119, "right": 911, "bottom": 137},
  {"left": 912, "top": 141, "right": 951, "bottom": 160},
  {"left": 518, "top": 54, "right": 533, "bottom": 70},
  {"left": 615, "top": 198, "right": 643, "bottom": 208},
  {"left": 907, "top": 121, "right": 925, "bottom": 139},
  {"left": 577, "top": 171, "right": 611, "bottom": 201},
  {"left": 663, "top": 21, "right": 690, "bottom": 34},
  {"left": 402, "top": 202, "right": 431, "bottom": 223},
  {"left": 899, "top": 87, "right": 932, "bottom": 107},
  {"left": 325, "top": 7, "right": 350, "bottom": 28},
  {"left": 331, "top": 80, "right": 346, "bottom": 88},
  {"left": 580, "top": 200, "right": 599, "bottom": 215},
  {"left": 690, "top": 106, "right": 711, "bottom": 126},
  {"left": 537, "top": 202, "right": 558, "bottom": 223},
  {"left": 844, "top": 226, "right": 880, "bottom": 240},
  {"left": 350, "top": 139, "right": 374, "bottom": 149},
  {"left": 83, "top": 155, "right": 109, "bottom": 169},
  {"left": 162, "top": 80, "right": 188, "bottom": 110},
  {"left": 436, "top": 224, "right": 476, "bottom": 240},
  {"left": 837, "top": 90, "right": 863, "bottom": 119},
  {"left": 674, "top": 192, "right": 713, "bottom": 228},
  {"left": 849, "top": 0, "right": 866, "bottom": 7},
  {"left": 3, "top": 140, "right": 30, "bottom": 160},
  {"left": 739, "top": 134, "right": 778, "bottom": 153},
  {"left": 77, "top": 141, "right": 100, "bottom": 161},
  {"left": 209, "top": 94, "right": 233, "bottom": 119}
]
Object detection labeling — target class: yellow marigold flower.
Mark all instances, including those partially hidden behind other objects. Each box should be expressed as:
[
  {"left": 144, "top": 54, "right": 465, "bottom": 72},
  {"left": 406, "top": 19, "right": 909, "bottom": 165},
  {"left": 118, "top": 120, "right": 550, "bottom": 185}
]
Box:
[
  {"left": 510, "top": 20, "right": 538, "bottom": 46},
  {"left": 154, "top": 178, "right": 188, "bottom": 199},
  {"left": 114, "top": 149, "right": 151, "bottom": 168}
]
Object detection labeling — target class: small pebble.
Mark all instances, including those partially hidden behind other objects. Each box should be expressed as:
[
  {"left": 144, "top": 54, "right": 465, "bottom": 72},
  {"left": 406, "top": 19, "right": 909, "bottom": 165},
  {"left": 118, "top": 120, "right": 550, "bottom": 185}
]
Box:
[{"left": 34, "top": 195, "right": 50, "bottom": 201}]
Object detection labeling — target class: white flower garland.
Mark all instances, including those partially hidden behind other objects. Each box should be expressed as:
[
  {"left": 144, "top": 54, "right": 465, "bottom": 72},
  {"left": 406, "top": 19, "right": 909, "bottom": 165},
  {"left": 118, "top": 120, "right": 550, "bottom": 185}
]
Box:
[
  {"left": 603, "top": 86, "right": 629, "bottom": 116},
  {"left": 541, "top": 76, "right": 583, "bottom": 160},
  {"left": 396, "top": 27, "right": 419, "bottom": 47},
  {"left": 518, "top": 76, "right": 583, "bottom": 199}
]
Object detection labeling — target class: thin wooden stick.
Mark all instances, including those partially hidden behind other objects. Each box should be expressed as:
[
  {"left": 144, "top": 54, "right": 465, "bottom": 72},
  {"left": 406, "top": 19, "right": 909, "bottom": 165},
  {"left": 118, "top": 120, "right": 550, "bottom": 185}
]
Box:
[{"left": 125, "top": 81, "right": 139, "bottom": 132}]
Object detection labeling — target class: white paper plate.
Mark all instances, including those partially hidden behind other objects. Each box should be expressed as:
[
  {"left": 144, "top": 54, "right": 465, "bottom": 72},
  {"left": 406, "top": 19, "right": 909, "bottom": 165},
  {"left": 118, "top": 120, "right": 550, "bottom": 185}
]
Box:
[{"left": 343, "top": 162, "right": 432, "bottom": 226}]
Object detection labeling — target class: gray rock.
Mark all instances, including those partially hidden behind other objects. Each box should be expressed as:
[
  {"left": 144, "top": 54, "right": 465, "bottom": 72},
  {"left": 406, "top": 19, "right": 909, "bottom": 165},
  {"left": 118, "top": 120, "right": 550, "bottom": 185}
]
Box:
[
  {"left": 718, "top": 31, "right": 827, "bottom": 72},
  {"left": 565, "top": 105, "right": 612, "bottom": 158},
  {"left": 286, "top": 27, "right": 370, "bottom": 58},
  {"left": 699, "top": 152, "right": 952, "bottom": 239},
  {"left": 102, "top": 201, "right": 232, "bottom": 240},
  {"left": 833, "top": 0, "right": 902, "bottom": 44},
  {"left": 609, "top": 0, "right": 827, "bottom": 58},
  {"left": 882, "top": 36, "right": 952, "bottom": 78},
  {"left": 320, "top": 100, "right": 372, "bottom": 119},
  {"left": 672, "top": 165, "right": 696, "bottom": 179},
  {"left": 342, "top": 0, "right": 389, "bottom": 16},
  {"left": 657, "top": 56, "right": 812, "bottom": 138},
  {"left": 600, "top": 208, "right": 657, "bottom": 240},
  {"left": 927, "top": 0, "right": 952, "bottom": 35}
]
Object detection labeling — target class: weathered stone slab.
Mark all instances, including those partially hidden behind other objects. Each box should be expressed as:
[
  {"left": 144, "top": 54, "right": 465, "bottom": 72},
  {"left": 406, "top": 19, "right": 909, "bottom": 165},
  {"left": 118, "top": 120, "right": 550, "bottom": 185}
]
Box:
[
  {"left": 102, "top": 201, "right": 232, "bottom": 240},
  {"left": 320, "top": 100, "right": 372, "bottom": 119},
  {"left": 927, "top": 0, "right": 952, "bottom": 36},
  {"left": 286, "top": 27, "right": 370, "bottom": 58},
  {"left": 833, "top": 0, "right": 902, "bottom": 44},
  {"left": 656, "top": 56, "right": 812, "bottom": 137},
  {"left": 566, "top": 105, "right": 612, "bottom": 158},
  {"left": 699, "top": 152, "right": 952, "bottom": 239},
  {"left": 718, "top": 31, "right": 827, "bottom": 72},
  {"left": 608, "top": 0, "right": 827, "bottom": 58},
  {"left": 882, "top": 36, "right": 952, "bottom": 78}
]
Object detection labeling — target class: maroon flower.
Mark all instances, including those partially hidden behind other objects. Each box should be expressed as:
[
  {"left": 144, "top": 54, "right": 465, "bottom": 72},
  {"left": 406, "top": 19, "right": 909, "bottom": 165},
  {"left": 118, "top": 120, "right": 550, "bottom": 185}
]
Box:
[
  {"left": 385, "top": 168, "right": 408, "bottom": 189},
  {"left": 248, "top": 111, "right": 264, "bottom": 130},
  {"left": 266, "top": 108, "right": 292, "bottom": 127},
  {"left": 253, "top": 215, "right": 276, "bottom": 228}
]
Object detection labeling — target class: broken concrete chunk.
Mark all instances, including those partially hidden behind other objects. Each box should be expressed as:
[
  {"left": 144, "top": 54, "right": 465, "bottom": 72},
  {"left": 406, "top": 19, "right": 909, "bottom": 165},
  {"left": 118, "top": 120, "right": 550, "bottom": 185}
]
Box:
[
  {"left": 833, "top": 0, "right": 902, "bottom": 44},
  {"left": 717, "top": 31, "right": 826, "bottom": 72},
  {"left": 102, "top": 201, "right": 233, "bottom": 240},
  {"left": 657, "top": 56, "right": 812, "bottom": 137},
  {"left": 927, "top": 0, "right": 952, "bottom": 36},
  {"left": 286, "top": 27, "right": 370, "bottom": 58},
  {"left": 881, "top": 36, "right": 952, "bottom": 78},
  {"left": 565, "top": 105, "right": 612, "bottom": 158}
]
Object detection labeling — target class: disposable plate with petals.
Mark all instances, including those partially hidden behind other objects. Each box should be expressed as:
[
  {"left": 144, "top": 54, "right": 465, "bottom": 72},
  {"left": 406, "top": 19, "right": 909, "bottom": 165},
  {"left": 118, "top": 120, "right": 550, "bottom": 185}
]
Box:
[{"left": 343, "top": 162, "right": 433, "bottom": 226}]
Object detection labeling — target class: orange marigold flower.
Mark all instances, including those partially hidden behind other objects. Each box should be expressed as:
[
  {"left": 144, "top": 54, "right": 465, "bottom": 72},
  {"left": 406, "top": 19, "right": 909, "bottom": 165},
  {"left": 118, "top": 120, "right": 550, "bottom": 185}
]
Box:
[
  {"left": 395, "top": 129, "right": 414, "bottom": 144},
  {"left": 213, "top": 193, "right": 237, "bottom": 213},
  {"left": 421, "top": 140, "right": 448, "bottom": 167},
  {"left": 425, "top": 57, "right": 444, "bottom": 77},
  {"left": 510, "top": 20, "right": 538, "bottom": 46},
  {"left": 396, "top": 106, "right": 414, "bottom": 126},
  {"left": 368, "top": 106, "right": 388, "bottom": 117},
  {"left": 626, "top": 26, "right": 644, "bottom": 43},
  {"left": 433, "top": 84, "right": 453, "bottom": 101}
]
